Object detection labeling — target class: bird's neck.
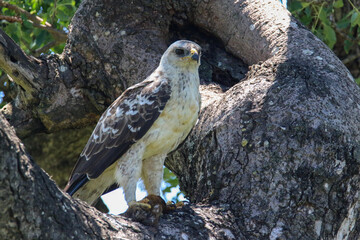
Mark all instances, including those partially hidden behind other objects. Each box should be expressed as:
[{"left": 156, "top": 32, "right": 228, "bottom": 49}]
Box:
[{"left": 158, "top": 64, "right": 199, "bottom": 93}]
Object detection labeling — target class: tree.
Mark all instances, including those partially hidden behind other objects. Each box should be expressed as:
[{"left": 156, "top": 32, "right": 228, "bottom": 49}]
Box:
[{"left": 1, "top": 0, "right": 360, "bottom": 239}]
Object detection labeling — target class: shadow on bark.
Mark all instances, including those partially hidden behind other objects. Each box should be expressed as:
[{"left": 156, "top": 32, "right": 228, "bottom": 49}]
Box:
[{"left": 1, "top": 0, "right": 360, "bottom": 239}]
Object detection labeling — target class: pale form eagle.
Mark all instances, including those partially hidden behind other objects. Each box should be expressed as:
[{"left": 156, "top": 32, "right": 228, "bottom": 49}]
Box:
[{"left": 64, "top": 40, "right": 201, "bottom": 206}]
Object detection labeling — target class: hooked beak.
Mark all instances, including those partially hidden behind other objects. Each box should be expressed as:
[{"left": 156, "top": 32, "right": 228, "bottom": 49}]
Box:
[{"left": 190, "top": 48, "right": 199, "bottom": 62}]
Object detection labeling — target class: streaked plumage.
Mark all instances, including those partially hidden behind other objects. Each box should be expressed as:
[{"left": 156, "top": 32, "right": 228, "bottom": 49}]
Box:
[{"left": 64, "top": 40, "right": 201, "bottom": 206}]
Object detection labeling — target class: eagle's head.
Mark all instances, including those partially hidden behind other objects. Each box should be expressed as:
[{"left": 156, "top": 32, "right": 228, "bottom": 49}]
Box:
[{"left": 160, "top": 40, "right": 202, "bottom": 70}]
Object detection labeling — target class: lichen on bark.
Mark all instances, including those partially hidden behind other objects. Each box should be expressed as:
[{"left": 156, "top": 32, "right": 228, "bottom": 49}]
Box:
[{"left": 1, "top": 0, "right": 360, "bottom": 239}]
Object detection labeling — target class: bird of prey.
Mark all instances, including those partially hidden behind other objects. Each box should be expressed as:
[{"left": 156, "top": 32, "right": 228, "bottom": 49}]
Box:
[{"left": 64, "top": 40, "right": 201, "bottom": 207}]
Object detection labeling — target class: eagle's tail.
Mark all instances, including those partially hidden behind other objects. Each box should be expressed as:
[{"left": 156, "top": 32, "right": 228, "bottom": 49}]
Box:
[{"left": 64, "top": 175, "right": 89, "bottom": 196}]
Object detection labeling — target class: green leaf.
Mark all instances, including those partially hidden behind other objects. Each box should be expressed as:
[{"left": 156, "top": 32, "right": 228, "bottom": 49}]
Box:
[
  {"left": 55, "top": 2, "right": 77, "bottom": 23},
  {"left": 323, "top": 24, "right": 337, "bottom": 49},
  {"left": 23, "top": 19, "right": 33, "bottom": 29},
  {"left": 300, "top": 15, "right": 312, "bottom": 26},
  {"left": 162, "top": 186, "right": 172, "bottom": 194},
  {"left": 5, "top": 23, "right": 20, "bottom": 43},
  {"left": 161, "top": 167, "right": 183, "bottom": 202},
  {"left": 314, "top": 28, "right": 324, "bottom": 40},
  {"left": 288, "top": 1, "right": 303, "bottom": 12},
  {"left": 344, "top": 39, "right": 353, "bottom": 54},
  {"left": 34, "top": 30, "right": 48, "bottom": 49},
  {"left": 355, "top": 77, "right": 360, "bottom": 85},
  {"left": 301, "top": 2, "right": 311, "bottom": 8},
  {"left": 51, "top": 42, "right": 66, "bottom": 54},
  {"left": 304, "top": 5, "right": 312, "bottom": 16},
  {"left": 337, "top": 16, "right": 351, "bottom": 29},
  {"left": 318, "top": 7, "right": 330, "bottom": 25},
  {"left": 31, "top": 1, "right": 39, "bottom": 12},
  {"left": 351, "top": 12, "right": 360, "bottom": 27},
  {"left": 334, "top": 0, "right": 344, "bottom": 8}
]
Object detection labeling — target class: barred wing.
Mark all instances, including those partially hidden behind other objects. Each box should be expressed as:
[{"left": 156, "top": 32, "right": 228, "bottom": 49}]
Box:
[{"left": 64, "top": 78, "right": 171, "bottom": 195}]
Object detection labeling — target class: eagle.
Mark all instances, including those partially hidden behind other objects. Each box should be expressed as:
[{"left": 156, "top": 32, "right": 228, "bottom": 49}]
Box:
[{"left": 64, "top": 40, "right": 201, "bottom": 207}]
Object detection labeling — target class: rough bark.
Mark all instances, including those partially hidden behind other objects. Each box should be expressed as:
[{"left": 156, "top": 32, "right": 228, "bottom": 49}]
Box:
[
  {"left": 168, "top": 1, "right": 360, "bottom": 239},
  {"left": 0, "top": 112, "right": 239, "bottom": 239},
  {"left": 1, "top": 0, "right": 360, "bottom": 239}
]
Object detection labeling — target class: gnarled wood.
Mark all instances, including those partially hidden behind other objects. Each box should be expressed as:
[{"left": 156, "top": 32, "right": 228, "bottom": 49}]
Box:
[{"left": 1, "top": 0, "right": 360, "bottom": 239}]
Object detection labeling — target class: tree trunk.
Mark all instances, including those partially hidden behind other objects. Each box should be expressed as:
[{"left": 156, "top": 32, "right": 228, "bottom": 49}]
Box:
[{"left": 1, "top": 0, "right": 360, "bottom": 239}]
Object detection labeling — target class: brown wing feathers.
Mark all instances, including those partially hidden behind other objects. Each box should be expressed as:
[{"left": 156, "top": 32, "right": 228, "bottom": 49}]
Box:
[{"left": 64, "top": 78, "right": 171, "bottom": 195}]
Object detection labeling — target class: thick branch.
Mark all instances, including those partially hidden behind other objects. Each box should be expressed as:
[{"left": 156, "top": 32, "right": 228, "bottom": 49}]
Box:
[
  {"left": 0, "top": 112, "right": 238, "bottom": 239},
  {"left": 2, "top": 0, "right": 360, "bottom": 238},
  {"left": 0, "top": 29, "right": 44, "bottom": 96},
  {"left": 167, "top": 0, "right": 360, "bottom": 239},
  {"left": 0, "top": 28, "right": 100, "bottom": 137}
]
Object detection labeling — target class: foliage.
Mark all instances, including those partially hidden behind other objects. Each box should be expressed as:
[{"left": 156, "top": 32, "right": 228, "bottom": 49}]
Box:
[
  {"left": 0, "top": 0, "right": 80, "bottom": 105},
  {"left": 289, "top": 0, "right": 360, "bottom": 56},
  {"left": 162, "top": 167, "right": 185, "bottom": 203},
  {"left": 1, "top": 0, "right": 79, "bottom": 55}
]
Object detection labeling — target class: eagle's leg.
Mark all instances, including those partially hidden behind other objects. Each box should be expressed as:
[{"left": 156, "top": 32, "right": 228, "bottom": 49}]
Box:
[
  {"left": 115, "top": 142, "right": 145, "bottom": 203},
  {"left": 123, "top": 154, "right": 168, "bottom": 225},
  {"left": 141, "top": 155, "right": 184, "bottom": 212},
  {"left": 141, "top": 154, "right": 166, "bottom": 196}
]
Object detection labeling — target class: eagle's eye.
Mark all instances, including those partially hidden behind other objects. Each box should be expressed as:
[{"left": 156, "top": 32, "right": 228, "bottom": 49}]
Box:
[{"left": 175, "top": 48, "right": 185, "bottom": 56}]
